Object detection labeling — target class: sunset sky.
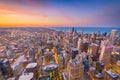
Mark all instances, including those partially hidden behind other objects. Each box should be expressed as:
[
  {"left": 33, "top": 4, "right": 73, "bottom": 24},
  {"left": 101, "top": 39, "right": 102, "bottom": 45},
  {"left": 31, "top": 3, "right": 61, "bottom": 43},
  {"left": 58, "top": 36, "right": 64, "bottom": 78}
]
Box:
[{"left": 0, "top": 0, "right": 120, "bottom": 27}]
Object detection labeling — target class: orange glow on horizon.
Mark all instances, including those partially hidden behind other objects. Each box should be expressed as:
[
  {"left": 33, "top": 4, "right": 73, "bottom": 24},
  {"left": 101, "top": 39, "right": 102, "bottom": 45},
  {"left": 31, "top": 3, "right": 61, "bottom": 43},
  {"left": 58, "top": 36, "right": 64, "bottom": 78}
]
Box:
[
  {"left": 0, "top": 5, "right": 75, "bottom": 27},
  {"left": 0, "top": 0, "right": 120, "bottom": 27},
  {"left": 0, "top": 4, "right": 93, "bottom": 27}
]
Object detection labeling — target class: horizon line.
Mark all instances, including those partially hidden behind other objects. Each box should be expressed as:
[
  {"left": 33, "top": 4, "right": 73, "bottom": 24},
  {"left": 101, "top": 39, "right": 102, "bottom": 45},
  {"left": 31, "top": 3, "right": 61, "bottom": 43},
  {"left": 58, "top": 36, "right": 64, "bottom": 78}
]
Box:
[{"left": 0, "top": 26, "right": 120, "bottom": 28}]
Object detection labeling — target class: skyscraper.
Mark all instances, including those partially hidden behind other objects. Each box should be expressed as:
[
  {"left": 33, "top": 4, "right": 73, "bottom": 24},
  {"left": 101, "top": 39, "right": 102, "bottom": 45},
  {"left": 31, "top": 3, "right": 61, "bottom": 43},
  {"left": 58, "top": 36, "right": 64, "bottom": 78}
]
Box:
[
  {"left": 77, "top": 35, "right": 82, "bottom": 50},
  {"left": 82, "top": 36, "right": 89, "bottom": 52},
  {"left": 0, "top": 59, "right": 13, "bottom": 77},
  {"left": 70, "top": 48, "right": 79, "bottom": 59},
  {"left": 91, "top": 43, "right": 99, "bottom": 55},
  {"left": 67, "top": 59, "right": 84, "bottom": 80},
  {"left": 99, "top": 45, "right": 114, "bottom": 65},
  {"left": 110, "top": 30, "right": 117, "bottom": 45}
]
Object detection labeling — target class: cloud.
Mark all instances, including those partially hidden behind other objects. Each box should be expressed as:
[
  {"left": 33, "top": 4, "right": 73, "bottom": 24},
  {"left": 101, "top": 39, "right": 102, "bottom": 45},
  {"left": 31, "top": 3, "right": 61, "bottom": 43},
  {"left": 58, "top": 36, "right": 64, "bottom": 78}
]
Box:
[
  {"left": 0, "top": 5, "right": 48, "bottom": 18},
  {"left": 26, "top": 0, "right": 72, "bottom": 20}
]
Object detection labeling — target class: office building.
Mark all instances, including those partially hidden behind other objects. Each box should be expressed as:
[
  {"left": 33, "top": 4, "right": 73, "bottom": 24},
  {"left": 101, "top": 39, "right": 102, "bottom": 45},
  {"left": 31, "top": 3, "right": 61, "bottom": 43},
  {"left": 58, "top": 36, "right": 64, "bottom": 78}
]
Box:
[
  {"left": 43, "top": 63, "right": 60, "bottom": 80},
  {"left": 77, "top": 37, "right": 82, "bottom": 50},
  {"left": 99, "top": 45, "right": 114, "bottom": 65},
  {"left": 67, "top": 59, "right": 84, "bottom": 80},
  {"left": 43, "top": 51, "right": 54, "bottom": 65},
  {"left": 25, "top": 63, "right": 38, "bottom": 79},
  {"left": 91, "top": 43, "right": 99, "bottom": 55},
  {"left": 19, "top": 72, "right": 34, "bottom": 80},
  {"left": 110, "top": 30, "right": 117, "bottom": 45},
  {"left": 0, "top": 59, "right": 13, "bottom": 77},
  {"left": 58, "top": 54, "right": 64, "bottom": 69},
  {"left": 70, "top": 48, "right": 79, "bottom": 59},
  {"left": 82, "top": 36, "right": 89, "bottom": 52},
  {"left": 62, "top": 51, "right": 71, "bottom": 68}
]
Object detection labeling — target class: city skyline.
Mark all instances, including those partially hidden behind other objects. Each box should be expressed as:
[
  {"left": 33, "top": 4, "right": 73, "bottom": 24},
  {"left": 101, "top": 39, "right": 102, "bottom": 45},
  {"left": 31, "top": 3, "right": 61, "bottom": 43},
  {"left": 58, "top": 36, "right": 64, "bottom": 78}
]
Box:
[
  {"left": 0, "top": 1, "right": 120, "bottom": 79},
  {"left": 0, "top": 0, "right": 120, "bottom": 27}
]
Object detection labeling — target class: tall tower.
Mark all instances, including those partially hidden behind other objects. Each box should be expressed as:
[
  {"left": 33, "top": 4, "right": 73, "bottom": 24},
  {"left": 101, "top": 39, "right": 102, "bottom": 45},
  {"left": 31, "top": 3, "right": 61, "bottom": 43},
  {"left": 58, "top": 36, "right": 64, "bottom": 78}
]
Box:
[
  {"left": 110, "top": 30, "right": 117, "bottom": 45},
  {"left": 77, "top": 37, "right": 82, "bottom": 50},
  {"left": 77, "top": 38, "right": 80, "bottom": 49},
  {"left": 99, "top": 45, "right": 113, "bottom": 65}
]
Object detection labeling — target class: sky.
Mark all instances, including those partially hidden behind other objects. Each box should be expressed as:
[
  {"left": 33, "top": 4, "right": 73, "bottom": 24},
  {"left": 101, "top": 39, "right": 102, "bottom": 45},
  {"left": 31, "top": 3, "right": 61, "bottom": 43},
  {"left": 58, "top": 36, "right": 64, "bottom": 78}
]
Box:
[{"left": 0, "top": 0, "right": 120, "bottom": 27}]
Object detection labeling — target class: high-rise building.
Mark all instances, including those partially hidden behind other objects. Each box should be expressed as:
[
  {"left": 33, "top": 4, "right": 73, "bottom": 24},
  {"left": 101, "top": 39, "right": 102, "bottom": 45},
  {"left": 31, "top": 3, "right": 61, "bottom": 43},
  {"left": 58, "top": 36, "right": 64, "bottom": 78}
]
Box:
[
  {"left": 110, "top": 30, "right": 117, "bottom": 45},
  {"left": 58, "top": 54, "right": 64, "bottom": 69},
  {"left": 99, "top": 45, "right": 114, "bottom": 65},
  {"left": 77, "top": 36, "right": 82, "bottom": 50},
  {"left": 43, "top": 63, "right": 60, "bottom": 80},
  {"left": 67, "top": 59, "right": 84, "bottom": 80},
  {"left": 91, "top": 43, "right": 99, "bottom": 55},
  {"left": 70, "top": 48, "right": 79, "bottom": 59},
  {"left": 82, "top": 43, "right": 89, "bottom": 53},
  {"left": 25, "top": 63, "right": 38, "bottom": 79},
  {"left": 82, "top": 36, "right": 89, "bottom": 52},
  {"left": 29, "top": 47, "right": 35, "bottom": 61},
  {"left": 91, "top": 33, "right": 95, "bottom": 43},
  {"left": 19, "top": 72, "right": 34, "bottom": 80},
  {"left": 96, "top": 61, "right": 104, "bottom": 73},
  {"left": 0, "top": 59, "right": 13, "bottom": 77},
  {"left": 43, "top": 51, "right": 54, "bottom": 65},
  {"left": 72, "top": 36, "right": 78, "bottom": 47},
  {"left": 62, "top": 51, "right": 71, "bottom": 68},
  {"left": 71, "top": 27, "right": 77, "bottom": 36}
]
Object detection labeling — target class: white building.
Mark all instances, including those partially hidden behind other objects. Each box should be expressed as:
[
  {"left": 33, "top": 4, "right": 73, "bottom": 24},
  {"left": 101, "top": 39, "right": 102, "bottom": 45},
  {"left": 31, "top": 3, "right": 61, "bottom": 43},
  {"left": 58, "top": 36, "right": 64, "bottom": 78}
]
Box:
[
  {"left": 110, "top": 30, "right": 117, "bottom": 45},
  {"left": 99, "top": 45, "right": 114, "bottom": 64}
]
